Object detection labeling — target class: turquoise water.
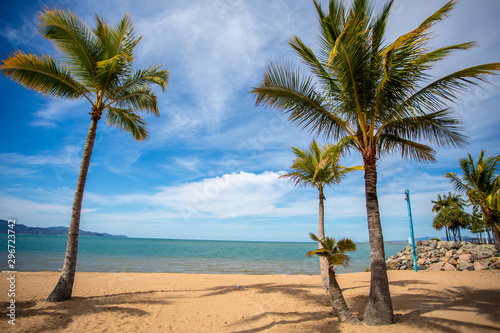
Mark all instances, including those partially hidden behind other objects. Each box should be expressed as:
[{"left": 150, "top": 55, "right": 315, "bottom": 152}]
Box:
[{"left": 0, "top": 235, "right": 405, "bottom": 275}]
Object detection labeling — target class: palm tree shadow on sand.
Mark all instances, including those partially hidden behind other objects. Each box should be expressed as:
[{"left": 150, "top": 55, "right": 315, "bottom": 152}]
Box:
[
  {"left": 0, "top": 291, "right": 169, "bottom": 333},
  {"left": 390, "top": 286, "right": 500, "bottom": 332}
]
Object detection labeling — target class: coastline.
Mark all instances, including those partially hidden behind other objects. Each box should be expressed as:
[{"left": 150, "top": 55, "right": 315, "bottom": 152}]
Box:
[{"left": 1, "top": 270, "right": 499, "bottom": 332}]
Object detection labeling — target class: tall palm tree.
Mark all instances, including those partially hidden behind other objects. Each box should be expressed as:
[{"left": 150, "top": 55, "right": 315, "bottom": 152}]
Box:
[
  {"left": 306, "top": 233, "right": 362, "bottom": 325},
  {"left": 446, "top": 150, "right": 500, "bottom": 250},
  {"left": 281, "top": 140, "right": 360, "bottom": 291},
  {"left": 0, "top": 9, "right": 169, "bottom": 302},
  {"left": 251, "top": 0, "right": 500, "bottom": 325}
]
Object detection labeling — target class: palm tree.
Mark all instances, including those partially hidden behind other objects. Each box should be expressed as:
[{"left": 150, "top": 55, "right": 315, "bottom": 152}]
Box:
[
  {"left": 281, "top": 140, "right": 360, "bottom": 291},
  {"left": 467, "top": 212, "right": 488, "bottom": 243},
  {"left": 433, "top": 207, "right": 470, "bottom": 241},
  {"left": 0, "top": 9, "right": 169, "bottom": 302},
  {"left": 431, "top": 192, "right": 468, "bottom": 240},
  {"left": 446, "top": 151, "right": 500, "bottom": 250},
  {"left": 306, "top": 233, "right": 362, "bottom": 325},
  {"left": 251, "top": 0, "right": 500, "bottom": 325}
]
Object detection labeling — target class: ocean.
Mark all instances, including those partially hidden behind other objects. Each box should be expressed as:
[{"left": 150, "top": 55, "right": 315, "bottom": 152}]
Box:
[{"left": 1, "top": 235, "right": 406, "bottom": 275}]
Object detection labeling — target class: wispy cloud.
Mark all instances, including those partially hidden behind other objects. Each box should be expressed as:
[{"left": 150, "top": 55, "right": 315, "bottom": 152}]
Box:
[{"left": 31, "top": 99, "right": 86, "bottom": 127}]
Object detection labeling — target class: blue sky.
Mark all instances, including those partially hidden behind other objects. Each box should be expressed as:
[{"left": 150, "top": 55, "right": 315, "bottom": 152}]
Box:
[{"left": 1, "top": 0, "right": 499, "bottom": 242}]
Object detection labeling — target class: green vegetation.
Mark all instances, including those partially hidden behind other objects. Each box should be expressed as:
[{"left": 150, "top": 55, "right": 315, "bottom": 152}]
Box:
[
  {"left": 280, "top": 141, "right": 360, "bottom": 291},
  {"left": 432, "top": 192, "right": 469, "bottom": 241},
  {"left": 252, "top": 0, "right": 500, "bottom": 325},
  {"left": 446, "top": 151, "right": 500, "bottom": 250},
  {"left": 0, "top": 8, "right": 169, "bottom": 302},
  {"left": 307, "top": 233, "right": 362, "bottom": 325}
]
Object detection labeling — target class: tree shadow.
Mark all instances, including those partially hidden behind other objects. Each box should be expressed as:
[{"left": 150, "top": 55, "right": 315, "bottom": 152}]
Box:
[
  {"left": 390, "top": 286, "right": 500, "bottom": 332},
  {"left": 389, "top": 279, "right": 434, "bottom": 287},
  {"left": 0, "top": 290, "right": 169, "bottom": 333},
  {"left": 229, "top": 310, "right": 338, "bottom": 333},
  {"left": 203, "top": 282, "right": 360, "bottom": 332}
]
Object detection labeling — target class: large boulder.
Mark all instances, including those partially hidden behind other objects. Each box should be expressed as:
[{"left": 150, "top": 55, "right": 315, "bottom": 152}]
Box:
[
  {"left": 445, "top": 241, "right": 461, "bottom": 250},
  {"left": 474, "top": 261, "right": 487, "bottom": 271},
  {"left": 428, "top": 262, "right": 445, "bottom": 271},
  {"left": 457, "top": 262, "right": 474, "bottom": 271},
  {"left": 458, "top": 254, "right": 471, "bottom": 263},
  {"left": 443, "top": 263, "right": 456, "bottom": 271}
]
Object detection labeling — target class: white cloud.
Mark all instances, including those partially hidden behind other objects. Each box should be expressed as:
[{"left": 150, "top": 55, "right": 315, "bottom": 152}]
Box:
[
  {"left": 31, "top": 99, "right": 86, "bottom": 127},
  {"left": 0, "top": 196, "right": 71, "bottom": 226},
  {"left": 87, "top": 171, "right": 313, "bottom": 220}
]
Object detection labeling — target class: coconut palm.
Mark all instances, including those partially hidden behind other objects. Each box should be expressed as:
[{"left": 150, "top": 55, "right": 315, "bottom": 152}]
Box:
[
  {"left": 467, "top": 211, "right": 489, "bottom": 243},
  {"left": 251, "top": 0, "right": 500, "bottom": 325},
  {"left": 307, "top": 233, "right": 362, "bottom": 325},
  {"left": 433, "top": 207, "right": 470, "bottom": 241},
  {"left": 281, "top": 140, "right": 361, "bottom": 291},
  {"left": 0, "top": 9, "right": 169, "bottom": 302},
  {"left": 446, "top": 151, "right": 500, "bottom": 250},
  {"left": 431, "top": 192, "right": 468, "bottom": 240}
]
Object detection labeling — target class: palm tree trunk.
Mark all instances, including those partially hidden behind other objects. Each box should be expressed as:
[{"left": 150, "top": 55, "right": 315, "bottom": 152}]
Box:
[
  {"left": 318, "top": 189, "right": 329, "bottom": 292},
  {"left": 445, "top": 228, "right": 450, "bottom": 241},
  {"left": 488, "top": 222, "right": 500, "bottom": 249},
  {"left": 483, "top": 208, "right": 500, "bottom": 251},
  {"left": 328, "top": 268, "right": 362, "bottom": 325},
  {"left": 362, "top": 158, "right": 394, "bottom": 326},
  {"left": 47, "top": 115, "right": 99, "bottom": 302}
]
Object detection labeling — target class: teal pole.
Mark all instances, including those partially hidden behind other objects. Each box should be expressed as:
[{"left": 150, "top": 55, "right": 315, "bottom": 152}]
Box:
[{"left": 405, "top": 189, "right": 418, "bottom": 272}]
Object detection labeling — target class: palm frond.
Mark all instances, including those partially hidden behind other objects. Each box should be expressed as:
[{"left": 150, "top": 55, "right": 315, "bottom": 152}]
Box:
[
  {"left": 94, "top": 13, "right": 139, "bottom": 91},
  {"left": 38, "top": 8, "right": 102, "bottom": 88},
  {"left": 107, "top": 86, "right": 160, "bottom": 115},
  {"left": 400, "top": 63, "right": 500, "bottom": 114},
  {"left": 289, "top": 35, "right": 341, "bottom": 95},
  {"left": 378, "top": 134, "right": 435, "bottom": 162},
  {"left": 105, "top": 107, "right": 149, "bottom": 141},
  {"left": 383, "top": 0, "right": 455, "bottom": 56},
  {"left": 307, "top": 232, "right": 356, "bottom": 269},
  {"left": 380, "top": 109, "right": 468, "bottom": 151},
  {"left": 0, "top": 50, "right": 88, "bottom": 100},
  {"left": 251, "top": 62, "right": 351, "bottom": 140},
  {"left": 117, "top": 65, "right": 170, "bottom": 92}
]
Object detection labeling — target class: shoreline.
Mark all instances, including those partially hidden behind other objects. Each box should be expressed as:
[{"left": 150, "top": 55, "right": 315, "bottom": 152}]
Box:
[{"left": 1, "top": 270, "right": 499, "bottom": 332}]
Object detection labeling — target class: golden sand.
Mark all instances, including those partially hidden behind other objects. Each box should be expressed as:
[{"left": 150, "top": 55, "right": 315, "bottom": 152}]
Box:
[{"left": 1, "top": 270, "right": 499, "bottom": 332}]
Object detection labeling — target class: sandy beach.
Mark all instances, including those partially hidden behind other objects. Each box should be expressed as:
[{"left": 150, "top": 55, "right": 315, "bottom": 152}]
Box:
[{"left": 1, "top": 270, "right": 499, "bottom": 332}]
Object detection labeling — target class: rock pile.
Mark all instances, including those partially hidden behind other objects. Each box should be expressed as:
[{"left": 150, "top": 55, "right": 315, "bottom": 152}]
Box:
[{"left": 386, "top": 240, "right": 500, "bottom": 271}]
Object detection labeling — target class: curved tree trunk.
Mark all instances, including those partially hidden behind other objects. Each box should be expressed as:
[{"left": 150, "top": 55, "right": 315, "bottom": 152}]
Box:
[
  {"left": 328, "top": 267, "right": 362, "bottom": 325},
  {"left": 318, "top": 189, "right": 329, "bottom": 292},
  {"left": 47, "top": 115, "right": 99, "bottom": 302},
  {"left": 362, "top": 158, "right": 394, "bottom": 326}
]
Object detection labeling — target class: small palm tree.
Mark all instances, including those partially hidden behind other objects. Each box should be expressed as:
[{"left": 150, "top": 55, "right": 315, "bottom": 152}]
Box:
[
  {"left": 446, "top": 150, "right": 500, "bottom": 250},
  {"left": 1, "top": 9, "right": 169, "bottom": 302},
  {"left": 431, "top": 192, "right": 468, "bottom": 241},
  {"left": 251, "top": 0, "right": 500, "bottom": 324},
  {"left": 432, "top": 207, "right": 470, "bottom": 241},
  {"left": 307, "top": 233, "right": 362, "bottom": 326},
  {"left": 281, "top": 140, "right": 360, "bottom": 291}
]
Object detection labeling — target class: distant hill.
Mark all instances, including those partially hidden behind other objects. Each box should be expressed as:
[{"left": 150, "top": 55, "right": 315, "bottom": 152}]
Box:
[{"left": 0, "top": 219, "right": 127, "bottom": 238}]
